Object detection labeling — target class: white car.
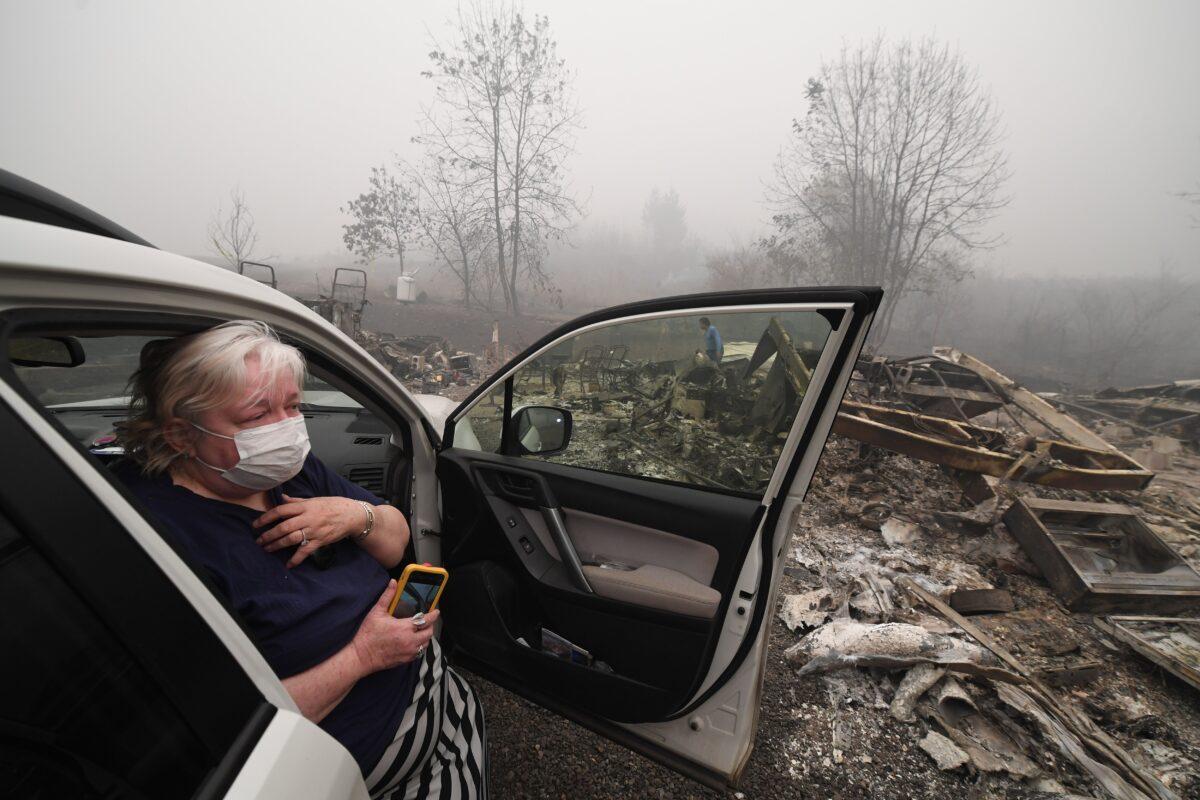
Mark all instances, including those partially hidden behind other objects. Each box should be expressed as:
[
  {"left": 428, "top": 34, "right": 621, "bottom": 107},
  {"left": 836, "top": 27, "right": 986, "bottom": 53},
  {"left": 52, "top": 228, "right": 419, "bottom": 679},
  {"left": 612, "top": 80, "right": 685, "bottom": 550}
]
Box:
[{"left": 0, "top": 170, "right": 878, "bottom": 798}]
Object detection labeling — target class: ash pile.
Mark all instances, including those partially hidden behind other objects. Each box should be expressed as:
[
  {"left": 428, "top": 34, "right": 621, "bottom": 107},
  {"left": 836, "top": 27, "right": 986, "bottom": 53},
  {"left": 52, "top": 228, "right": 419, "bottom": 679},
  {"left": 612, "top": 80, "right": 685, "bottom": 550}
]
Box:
[{"left": 775, "top": 347, "right": 1200, "bottom": 798}]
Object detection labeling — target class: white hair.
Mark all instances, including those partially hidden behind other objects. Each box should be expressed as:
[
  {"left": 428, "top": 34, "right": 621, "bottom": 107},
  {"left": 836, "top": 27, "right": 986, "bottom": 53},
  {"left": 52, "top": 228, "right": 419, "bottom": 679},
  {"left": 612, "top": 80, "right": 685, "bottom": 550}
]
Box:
[{"left": 117, "top": 320, "right": 306, "bottom": 474}]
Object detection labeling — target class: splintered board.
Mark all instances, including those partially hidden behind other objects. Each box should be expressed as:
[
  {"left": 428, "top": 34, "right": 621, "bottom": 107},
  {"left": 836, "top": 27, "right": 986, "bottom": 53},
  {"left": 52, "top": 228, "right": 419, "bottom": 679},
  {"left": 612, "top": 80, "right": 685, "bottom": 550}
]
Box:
[
  {"left": 1003, "top": 498, "right": 1200, "bottom": 613},
  {"left": 832, "top": 401, "right": 1153, "bottom": 491},
  {"left": 1097, "top": 616, "right": 1200, "bottom": 691}
]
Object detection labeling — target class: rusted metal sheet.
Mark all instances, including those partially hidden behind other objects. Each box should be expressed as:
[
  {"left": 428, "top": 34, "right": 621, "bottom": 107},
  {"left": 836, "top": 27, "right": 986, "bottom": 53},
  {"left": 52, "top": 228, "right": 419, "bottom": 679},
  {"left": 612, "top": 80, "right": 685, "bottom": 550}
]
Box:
[
  {"left": 1003, "top": 498, "right": 1200, "bottom": 613},
  {"left": 1095, "top": 615, "right": 1200, "bottom": 692},
  {"left": 833, "top": 401, "right": 1154, "bottom": 491}
]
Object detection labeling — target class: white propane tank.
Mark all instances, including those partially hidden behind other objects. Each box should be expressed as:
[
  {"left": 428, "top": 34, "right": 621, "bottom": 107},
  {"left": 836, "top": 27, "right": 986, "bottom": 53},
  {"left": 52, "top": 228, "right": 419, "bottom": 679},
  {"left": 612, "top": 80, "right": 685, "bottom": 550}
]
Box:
[{"left": 396, "top": 275, "right": 416, "bottom": 302}]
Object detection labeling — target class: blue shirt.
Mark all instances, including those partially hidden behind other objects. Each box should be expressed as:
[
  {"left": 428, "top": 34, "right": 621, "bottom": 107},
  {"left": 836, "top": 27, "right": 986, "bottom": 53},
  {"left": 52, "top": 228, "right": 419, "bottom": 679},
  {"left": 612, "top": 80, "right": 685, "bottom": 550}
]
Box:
[
  {"left": 704, "top": 325, "right": 723, "bottom": 362},
  {"left": 116, "top": 454, "right": 416, "bottom": 774}
]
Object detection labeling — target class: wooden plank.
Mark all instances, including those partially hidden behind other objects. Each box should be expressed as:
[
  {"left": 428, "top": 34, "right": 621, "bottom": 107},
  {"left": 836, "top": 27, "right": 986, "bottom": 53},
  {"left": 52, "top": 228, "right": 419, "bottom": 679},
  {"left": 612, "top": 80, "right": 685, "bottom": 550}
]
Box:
[
  {"left": 902, "top": 578, "right": 1178, "bottom": 800},
  {"left": 1103, "top": 617, "right": 1200, "bottom": 692},
  {"left": 932, "top": 347, "right": 1130, "bottom": 455},
  {"left": 1004, "top": 499, "right": 1090, "bottom": 608},
  {"left": 1036, "top": 661, "right": 1103, "bottom": 688},
  {"left": 1085, "top": 396, "right": 1200, "bottom": 419},
  {"left": 898, "top": 577, "right": 1027, "bottom": 676},
  {"left": 834, "top": 402, "right": 1153, "bottom": 491},
  {"left": 896, "top": 383, "right": 1002, "bottom": 404},
  {"left": 766, "top": 316, "right": 811, "bottom": 397},
  {"left": 1017, "top": 497, "right": 1136, "bottom": 517},
  {"left": 1003, "top": 498, "right": 1200, "bottom": 612}
]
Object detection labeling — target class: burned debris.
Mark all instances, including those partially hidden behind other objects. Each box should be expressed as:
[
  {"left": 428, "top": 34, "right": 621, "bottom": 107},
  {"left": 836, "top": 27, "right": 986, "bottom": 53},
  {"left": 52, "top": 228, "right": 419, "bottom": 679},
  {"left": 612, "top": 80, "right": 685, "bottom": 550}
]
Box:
[
  {"left": 857, "top": 352, "right": 1004, "bottom": 420},
  {"left": 1003, "top": 498, "right": 1200, "bottom": 613},
  {"left": 1056, "top": 381, "right": 1200, "bottom": 449},
  {"left": 508, "top": 314, "right": 828, "bottom": 493},
  {"left": 774, "top": 341, "right": 1200, "bottom": 796},
  {"left": 1095, "top": 616, "right": 1200, "bottom": 694},
  {"left": 293, "top": 265, "right": 483, "bottom": 392},
  {"left": 833, "top": 400, "right": 1154, "bottom": 492},
  {"left": 301, "top": 267, "right": 369, "bottom": 340}
]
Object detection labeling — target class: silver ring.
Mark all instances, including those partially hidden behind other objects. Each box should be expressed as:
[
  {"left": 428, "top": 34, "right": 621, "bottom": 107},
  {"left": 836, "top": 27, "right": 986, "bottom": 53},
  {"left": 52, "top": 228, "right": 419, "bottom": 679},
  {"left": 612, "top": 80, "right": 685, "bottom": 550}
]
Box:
[
  {"left": 412, "top": 611, "right": 427, "bottom": 628},
  {"left": 299, "top": 528, "right": 308, "bottom": 546}
]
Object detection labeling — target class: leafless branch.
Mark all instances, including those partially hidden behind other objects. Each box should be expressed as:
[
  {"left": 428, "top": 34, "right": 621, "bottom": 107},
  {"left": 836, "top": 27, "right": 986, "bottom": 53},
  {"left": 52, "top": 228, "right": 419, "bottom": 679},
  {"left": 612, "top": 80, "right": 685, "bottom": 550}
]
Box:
[{"left": 766, "top": 37, "right": 1011, "bottom": 344}]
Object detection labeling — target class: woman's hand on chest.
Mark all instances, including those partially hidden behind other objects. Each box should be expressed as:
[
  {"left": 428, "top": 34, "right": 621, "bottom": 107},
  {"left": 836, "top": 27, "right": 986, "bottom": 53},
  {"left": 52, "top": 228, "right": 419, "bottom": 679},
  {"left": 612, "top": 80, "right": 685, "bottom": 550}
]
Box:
[{"left": 253, "top": 494, "right": 367, "bottom": 568}]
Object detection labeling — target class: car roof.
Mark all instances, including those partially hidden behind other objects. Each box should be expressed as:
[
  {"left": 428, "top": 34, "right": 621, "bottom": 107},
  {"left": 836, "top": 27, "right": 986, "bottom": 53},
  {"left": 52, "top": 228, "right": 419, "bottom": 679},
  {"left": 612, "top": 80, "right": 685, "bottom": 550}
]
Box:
[
  {"left": 0, "top": 214, "right": 442, "bottom": 436},
  {"left": 0, "top": 213, "right": 294, "bottom": 312},
  {"left": 0, "top": 168, "right": 154, "bottom": 247}
]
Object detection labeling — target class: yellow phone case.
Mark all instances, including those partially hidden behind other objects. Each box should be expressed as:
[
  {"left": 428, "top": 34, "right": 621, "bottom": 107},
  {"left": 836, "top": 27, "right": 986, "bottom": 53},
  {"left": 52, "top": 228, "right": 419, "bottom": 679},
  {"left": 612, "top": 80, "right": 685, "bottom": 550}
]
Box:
[{"left": 387, "top": 564, "right": 449, "bottom": 617}]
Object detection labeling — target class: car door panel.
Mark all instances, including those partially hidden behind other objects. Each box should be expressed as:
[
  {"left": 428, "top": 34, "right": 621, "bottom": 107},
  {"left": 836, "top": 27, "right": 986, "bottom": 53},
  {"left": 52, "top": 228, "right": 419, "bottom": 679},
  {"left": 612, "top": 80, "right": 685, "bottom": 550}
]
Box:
[
  {"left": 521, "top": 507, "right": 719, "bottom": 584},
  {"left": 437, "top": 288, "right": 880, "bottom": 785},
  {"left": 438, "top": 448, "right": 752, "bottom": 720},
  {"left": 440, "top": 449, "right": 760, "bottom": 590}
]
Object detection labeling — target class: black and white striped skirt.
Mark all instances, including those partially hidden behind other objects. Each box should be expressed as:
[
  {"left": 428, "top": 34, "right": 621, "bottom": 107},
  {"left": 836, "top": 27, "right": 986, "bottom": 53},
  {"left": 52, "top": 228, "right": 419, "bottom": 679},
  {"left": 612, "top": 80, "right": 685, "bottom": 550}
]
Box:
[{"left": 365, "top": 639, "right": 488, "bottom": 799}]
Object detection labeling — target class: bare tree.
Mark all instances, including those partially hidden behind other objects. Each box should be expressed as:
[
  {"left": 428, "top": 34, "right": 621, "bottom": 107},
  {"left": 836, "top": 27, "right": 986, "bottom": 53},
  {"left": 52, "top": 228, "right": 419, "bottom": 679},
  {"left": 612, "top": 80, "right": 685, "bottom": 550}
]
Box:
[
  {"left": 341, "top": 164, "right": 417, "bottom": 273},
  {"left": 419, "top": 0, "right": 583, "bottom": 316},
  {"left": 406, "top": 156, "right": 495, "bottom": 308},
  {"left": 208, "top": 188, "right": 259, "bottom": 269},
  {"left": 767, "top": 37, "right": 1010, "bottom": 343}
]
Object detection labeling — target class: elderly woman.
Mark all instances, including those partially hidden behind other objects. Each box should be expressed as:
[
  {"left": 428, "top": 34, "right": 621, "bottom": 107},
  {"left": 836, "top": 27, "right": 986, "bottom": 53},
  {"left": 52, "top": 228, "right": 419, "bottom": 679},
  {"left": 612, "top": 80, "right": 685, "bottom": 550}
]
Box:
[{"left": 114, "top": 320, "right": 486, "bottom": 800}]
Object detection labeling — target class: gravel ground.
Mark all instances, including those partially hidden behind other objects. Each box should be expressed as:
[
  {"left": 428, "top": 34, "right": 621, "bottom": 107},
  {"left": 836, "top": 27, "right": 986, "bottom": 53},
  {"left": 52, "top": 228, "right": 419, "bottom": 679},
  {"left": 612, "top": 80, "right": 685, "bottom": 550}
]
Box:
[{"left": 459, "top": 614, "right": 987, "bottom": 800}]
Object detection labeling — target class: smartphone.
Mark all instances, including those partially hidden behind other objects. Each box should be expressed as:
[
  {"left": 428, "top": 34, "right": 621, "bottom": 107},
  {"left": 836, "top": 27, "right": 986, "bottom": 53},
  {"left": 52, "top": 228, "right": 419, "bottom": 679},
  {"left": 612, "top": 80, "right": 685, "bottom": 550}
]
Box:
[{"left": 387, "top": 563, "right": 449, "bottom": 619}]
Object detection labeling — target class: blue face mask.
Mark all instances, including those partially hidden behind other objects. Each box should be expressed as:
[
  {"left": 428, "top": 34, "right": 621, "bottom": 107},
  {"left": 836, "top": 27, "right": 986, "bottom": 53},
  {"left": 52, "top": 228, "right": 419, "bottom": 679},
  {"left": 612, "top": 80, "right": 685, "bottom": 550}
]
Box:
[{"left": 190, "top": 415, "right": 311, "bottom": 490}]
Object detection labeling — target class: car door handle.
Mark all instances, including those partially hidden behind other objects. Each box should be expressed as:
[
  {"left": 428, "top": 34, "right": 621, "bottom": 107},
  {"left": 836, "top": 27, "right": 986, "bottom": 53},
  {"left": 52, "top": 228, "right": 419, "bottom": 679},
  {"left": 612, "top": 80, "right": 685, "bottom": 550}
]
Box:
[
  {"left": 539, "top": 505, "right": 593, "bottom": 594},
  {"left": 477, "top": 464, "right": 593, "bottom": 594},
  {"left": 495, "top": 472, "right": 537, "bottom": 504}
]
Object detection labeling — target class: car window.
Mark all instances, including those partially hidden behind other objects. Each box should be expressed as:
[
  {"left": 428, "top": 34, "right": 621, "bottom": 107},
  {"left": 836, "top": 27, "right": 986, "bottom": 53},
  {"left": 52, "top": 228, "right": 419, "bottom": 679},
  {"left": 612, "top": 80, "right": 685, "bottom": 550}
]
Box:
[
  {"left": 14, "top": 335, "right": 155, "bottom": 408},
  {"left": 455, "top": 309, "right": 834, "bottom": 495},
  {"left": 11, "top": 334, "right": 363, "bottom": 411},
  {"left": 0, "top": 510, "right": 213, "bottom": 798},
  {"left": 456, "top": 380, "right": 506, "bottom": 453},
  {"left": 7, "top": 330, "right": 396, "bottom": 501}
]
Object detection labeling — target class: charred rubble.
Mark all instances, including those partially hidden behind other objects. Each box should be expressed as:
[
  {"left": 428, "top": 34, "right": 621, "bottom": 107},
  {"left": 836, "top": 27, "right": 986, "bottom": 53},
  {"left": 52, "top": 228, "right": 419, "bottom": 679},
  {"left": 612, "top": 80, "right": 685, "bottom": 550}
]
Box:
[
  {"left": 524, "top": 322, "right": 1200, "bottom": 796},
  {"left": 339, "top": 301, "right": 1200, "bottom": 796},
  {"left": 773, "top": 347, "right": 1200, "bottom": 798}
]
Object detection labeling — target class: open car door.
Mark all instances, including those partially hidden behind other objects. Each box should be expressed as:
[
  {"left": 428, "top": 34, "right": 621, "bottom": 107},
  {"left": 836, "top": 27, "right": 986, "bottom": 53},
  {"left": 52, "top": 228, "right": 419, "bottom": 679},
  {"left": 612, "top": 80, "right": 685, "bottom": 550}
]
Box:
[{"left": 436, "top": 288, "right": 879, "bottom": 788}]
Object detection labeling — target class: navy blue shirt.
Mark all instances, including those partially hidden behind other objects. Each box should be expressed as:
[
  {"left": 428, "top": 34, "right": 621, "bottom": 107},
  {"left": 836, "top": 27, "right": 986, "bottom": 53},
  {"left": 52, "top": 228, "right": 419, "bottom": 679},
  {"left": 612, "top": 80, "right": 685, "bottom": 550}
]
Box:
[{"left": 117, "top": 454, "right": 416, "bottom": 774}]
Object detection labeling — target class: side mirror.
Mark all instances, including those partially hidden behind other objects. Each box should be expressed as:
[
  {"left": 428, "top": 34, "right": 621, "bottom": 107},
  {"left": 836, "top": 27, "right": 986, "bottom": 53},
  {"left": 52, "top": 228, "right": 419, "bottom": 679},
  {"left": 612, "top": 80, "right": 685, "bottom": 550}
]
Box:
[
  {"left": 8, "top": 336, "right": 85, "bottom": 368},
  {"left": 508, "top": 406, "right": 572, "bottom": 456}
]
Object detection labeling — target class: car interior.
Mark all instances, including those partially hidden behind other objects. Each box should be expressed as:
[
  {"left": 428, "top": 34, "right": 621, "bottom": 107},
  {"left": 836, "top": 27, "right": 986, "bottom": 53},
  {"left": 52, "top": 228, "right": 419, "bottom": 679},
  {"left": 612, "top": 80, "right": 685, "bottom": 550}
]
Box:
[
  {"left": 4, "top": 302, "right": 844, "bottom": 733},
  {"left": 5, "top": 323, "right": 418, "bottom": 577},
  {"left": 436, "top": 449, "right": 764, "bottom": 722}
]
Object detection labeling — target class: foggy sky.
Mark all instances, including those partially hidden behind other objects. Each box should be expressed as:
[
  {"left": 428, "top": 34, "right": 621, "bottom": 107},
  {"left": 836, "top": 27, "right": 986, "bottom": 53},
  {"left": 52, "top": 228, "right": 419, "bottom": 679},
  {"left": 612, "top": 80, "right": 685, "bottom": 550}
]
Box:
[{"left": 2, "top": 0, "right": 1198, "bottom": 279}]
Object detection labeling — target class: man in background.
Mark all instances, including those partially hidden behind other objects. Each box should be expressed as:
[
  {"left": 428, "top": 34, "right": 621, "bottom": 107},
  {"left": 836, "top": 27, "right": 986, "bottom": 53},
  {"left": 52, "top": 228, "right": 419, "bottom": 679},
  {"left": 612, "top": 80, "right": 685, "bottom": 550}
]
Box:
[{"left": 700, "top": 317, "right": 723, "bottom": 364}]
